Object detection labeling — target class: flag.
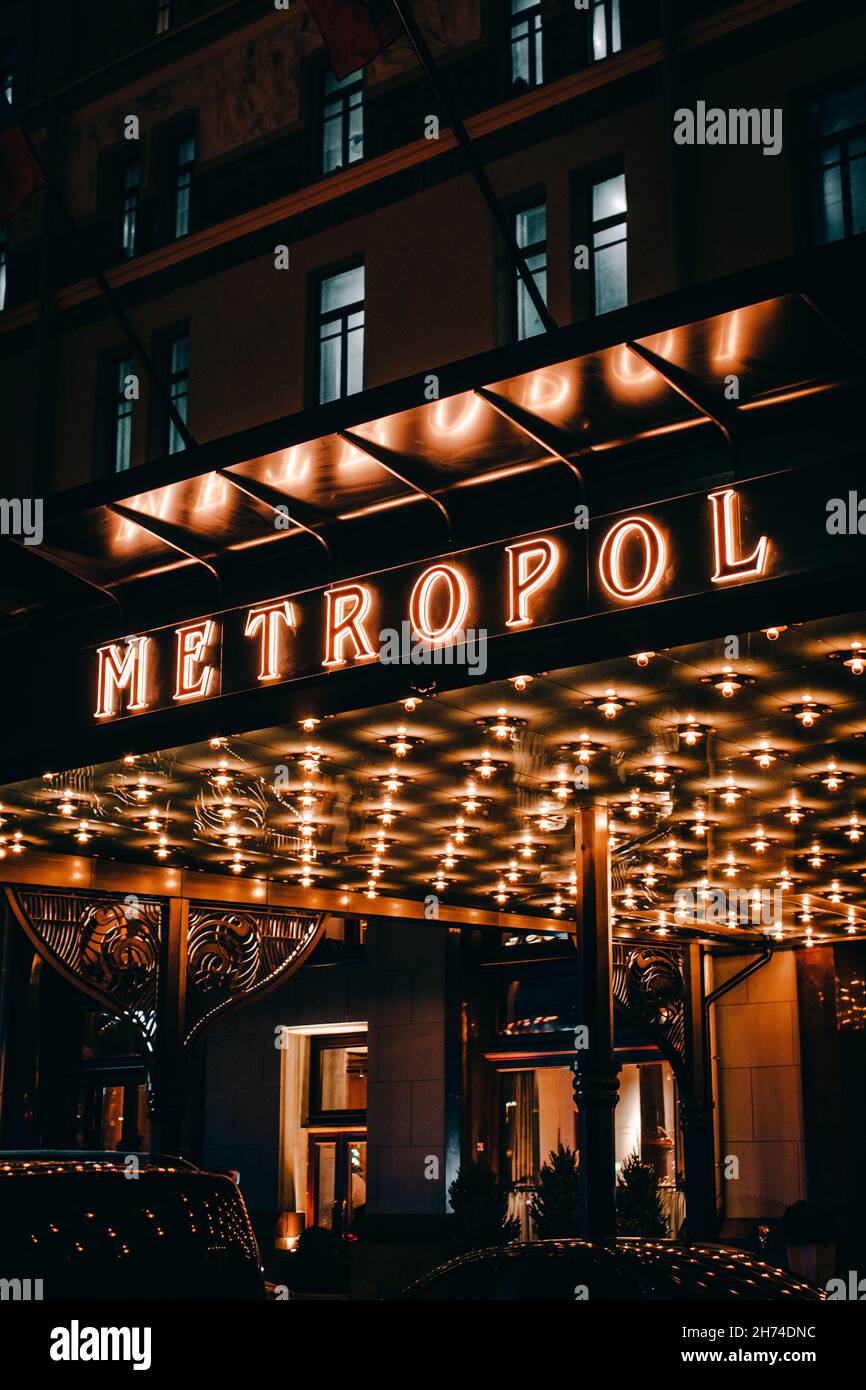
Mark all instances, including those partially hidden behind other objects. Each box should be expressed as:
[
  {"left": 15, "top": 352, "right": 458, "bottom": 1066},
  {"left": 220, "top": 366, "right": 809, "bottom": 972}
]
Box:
[
  {"left": 0, "top": 93, "right": 45, "bottom": 226},
  {"left": 306, "top": 0, "right": 403, "bottom": 81}
]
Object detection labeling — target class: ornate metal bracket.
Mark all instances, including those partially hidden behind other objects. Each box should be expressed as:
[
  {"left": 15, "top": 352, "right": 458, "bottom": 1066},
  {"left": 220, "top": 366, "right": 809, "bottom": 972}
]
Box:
[
  {"left": 4, "top": 886, "right": 325, "bottom": 1132},
  {"left": 612, "top": 942, "right": 686, "bottom": 1072},
  {"left": 183, "top": 902, "right": 324, "bottom": 1045}
]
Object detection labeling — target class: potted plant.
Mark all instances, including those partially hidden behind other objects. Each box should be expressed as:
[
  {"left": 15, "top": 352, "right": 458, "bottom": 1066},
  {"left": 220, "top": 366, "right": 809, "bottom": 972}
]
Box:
[
  {"left": 448, "top": 1159, "right": 520, "bottom": 1252},
  {"left": 529, "top": 1144, "right": 582, "bottom": 1238},
  {"left": 616, "top": 1151, "right": 669, "bottom": 1237}
]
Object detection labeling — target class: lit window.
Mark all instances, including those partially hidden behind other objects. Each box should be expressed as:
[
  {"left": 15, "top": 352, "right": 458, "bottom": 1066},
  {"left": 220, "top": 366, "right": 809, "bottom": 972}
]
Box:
[
  {"left": 0, "top": 228, "right": 7, "bottom": 312},
  {"left": 322, "top": 68, "right": 364, "bottom": 174},
  {"left": 166, "top": 333, "right": 189, "bottom": 454},
  {"left": 591, "top": 0, "right": 622, "bottom": 63},
  {"left": 810, "top": 81, "right": 866, "bottom": 244},
  {"left": 156, "top": 0, "right": 171, "bottom": 35},
  {"left": 511, "top": 0, "right": 543, "bottom": 90},
  {"left": 514, "top": 202, "right": 547, "bottom": 341},
  {"left": 113, "top": 357, "right": 134, "bottom": 473},
  {"left": 592, "top": 172, "right": 627, "bottom": 314},
  {"left": 121, "top": 160, "right": 141, "bottom": 259},
  {"left": 318, "top": 264, "right": 365, "bottom": 404},
  {"left": 173, "top": 134, "right": 195, "bottom": 239}
]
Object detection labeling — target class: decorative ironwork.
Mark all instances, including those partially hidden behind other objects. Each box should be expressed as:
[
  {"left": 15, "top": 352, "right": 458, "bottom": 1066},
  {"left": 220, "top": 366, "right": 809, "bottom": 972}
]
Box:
[
  {"left": 184, "top": 904, "right": 323, "bottom": 1044},
  {"left": 612, "top": 942, "right": 686, "bottom": 1064},
  {"left": 8, "top": 889, "right": 161, "bottom": 1052}
]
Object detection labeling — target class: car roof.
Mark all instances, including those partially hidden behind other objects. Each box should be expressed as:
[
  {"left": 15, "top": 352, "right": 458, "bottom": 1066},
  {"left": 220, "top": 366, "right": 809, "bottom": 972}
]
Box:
[
  {"left": 405, "top": 1238, "right": 822, "bottom": 1300},
  {"left": 0, "top": 1151, "right": 199, "bottom": 1173}
]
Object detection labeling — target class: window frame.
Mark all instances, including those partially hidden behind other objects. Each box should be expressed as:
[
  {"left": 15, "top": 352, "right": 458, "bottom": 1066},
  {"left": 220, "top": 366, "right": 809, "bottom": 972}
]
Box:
[
  {"left": 94, "top": 346, "right": 136, "bottom": 478},
  {"left": 306, "top": 1032, "right": 368, "bottom": 1126},
  {"left": 146, "top": 321, "right": 190, "bottom": 460},
  {"left": 312, "top": 259, "right": 366, "bottom": 406},
  {"left": 590, "top": 0, "right": 622, "bottom": 64},
  {"left": 511, "top": 193, "right": 548, "bottom": 343},
  {"left": 808, "top": 82, "right": 866, "bottom": 245},
  {"left": 570, "top": 159, "right": 628, "bottom": 320},
  {"left": 509, "top": 0, "right": 544, "bottom": 91},
  {"left": 321, "top": 65, "right": 365, "bottom": 174}
]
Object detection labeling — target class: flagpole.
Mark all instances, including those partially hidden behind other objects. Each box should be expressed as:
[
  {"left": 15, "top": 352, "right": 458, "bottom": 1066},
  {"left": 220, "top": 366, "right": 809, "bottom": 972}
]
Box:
[
  {"left": 390, "top": 0, "right": 559, "bottom": 336},
  {"left": 17, "top": 122, "right": 197, "bottom": 453}
]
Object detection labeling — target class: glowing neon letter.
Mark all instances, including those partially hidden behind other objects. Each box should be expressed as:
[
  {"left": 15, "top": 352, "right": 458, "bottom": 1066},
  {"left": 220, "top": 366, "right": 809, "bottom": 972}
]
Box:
[
  {"left": 598, "top": 516, "right": 667, "bottom": 603},
  {"left": 708, "top": 488, "right": 769, "bottom": 584},
  {"left": 174, "top": 620, "right": 217, "bottom": 702},
  {"left": 323, "top": 584, "right": 375, "bottom": 667},
  {"left": 95, "top": 636, "right": 150, "bottom": 718},
  {"left": 244, "top": 600, "right": 296, "bottom": 682},
  {"left": 506, "top": 538, "right": 559, "bottom": 627},
  {"left": 409, "top": 564, "right": 469, "bottom": 643}
]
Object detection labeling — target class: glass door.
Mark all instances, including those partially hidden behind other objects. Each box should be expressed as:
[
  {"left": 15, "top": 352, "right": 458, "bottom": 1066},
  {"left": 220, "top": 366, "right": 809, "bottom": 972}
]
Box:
[{"left": 308, "top": 1132, "right": 367, "bottom": 1236}]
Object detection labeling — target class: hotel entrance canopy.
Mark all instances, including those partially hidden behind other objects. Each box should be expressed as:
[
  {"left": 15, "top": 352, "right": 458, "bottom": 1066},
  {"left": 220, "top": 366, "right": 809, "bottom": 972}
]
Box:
[
  {"left": 1, "top": 239, "right": 865, "bottom": 786},
  {"left": 0, "top": 241, "right": 864, "bottom": 949}
]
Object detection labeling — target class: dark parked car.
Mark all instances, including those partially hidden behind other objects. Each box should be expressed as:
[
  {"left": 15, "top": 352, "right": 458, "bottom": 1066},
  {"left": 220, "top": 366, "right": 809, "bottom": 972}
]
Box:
[
  {"left": 0, "top": 1152, "right": 265, "bottom": 1300},
  {"left": 402, "top": 1238, "right": 825, "bottom": 1301}
]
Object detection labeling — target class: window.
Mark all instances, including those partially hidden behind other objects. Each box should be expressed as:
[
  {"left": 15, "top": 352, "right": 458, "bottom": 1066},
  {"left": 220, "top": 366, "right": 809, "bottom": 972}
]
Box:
[
  {"left": 0, "top": 227, "right": 7, "bottom": 312},
  {"left": 2, "top": 43, "right": 16, "bottom": 105},
  {"left": 309, "top": 1035, "right": 368, "bottom": 1119},
  {"left": 514, "top": 202, "right": 547, "bottom": 341},
  {"left": 112, "top": 356, "right": 135, "bottom": 472},
  {"left": 810, "top": 80, "right": 866, "bottom": 244},
  {"left": 121, "top": 158, "right": 141, "bottom": 259},
  {"left": 322, "top": 67, "right": 364, "bottom": 173},
  {"left": 173, "top": 133, "right": 195, "bottom": 239},
  {"left": 510, "top": 0, "right": 543, "bottom": 90},
  {"left": 591, "top": 171, "right": 627, "bottom": 313},
  {"left": 95, "top": 350, "right": 135, "bottom": 476},
  {"left": 591, "top": 0, "right": 622, "bottom": 62},
  {"left": 166, "top": 332, "right": 190, "bottom": 454},
  {"left": 156, "top": 0, "right": 171, "bottom": 35},
  {"left": 317, "top": 263, "right": 365, "bottom": 403}
]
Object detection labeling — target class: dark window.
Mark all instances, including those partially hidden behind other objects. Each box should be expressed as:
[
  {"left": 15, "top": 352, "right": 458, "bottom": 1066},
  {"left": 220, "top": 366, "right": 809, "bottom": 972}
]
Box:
[
  {"left": 810, "top": 80, "right": 866, "bottom": 244},
  {"left": 591, "top": 171, "right": 627, "bottom": 313},
  {"left": 121, "top": 158, "right": 141, "bottom": 259},
  {"left": 2, "top": 43, "right": 16, "bottom": 105},
  {"left": 317, "top": 263, "right": 365, "bottom": 403},
  {"left": 322, "top": 67, "right": 364, "bottom": 173},
  {"left": 173, "top": 132, "right": 195, "bottom": 238},
  {"left": 112, "top": 356, "right": 135, "bottom": 472},
  {"left": 166, "top": 331, "right": 190, "bottom": 454},
  {"left": 510, "top": 0, "right": 543, "bottom": 90},
  {"left": 95, "top": 350, "right": 135, "bottom": 476},
  {"left": 156, "top": 0, "right": 172, "bottom": 35},
  {"left": 514, "top": 202, "right": 547, "bottom": 340},
  {"left": 591, "top": 0, "right": 622, "bottom": 62}
]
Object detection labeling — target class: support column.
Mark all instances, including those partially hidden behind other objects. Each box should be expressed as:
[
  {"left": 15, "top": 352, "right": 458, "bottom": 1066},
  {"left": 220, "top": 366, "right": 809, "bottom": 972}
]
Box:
[
  {"left": 680, "top": 942, "right": 717, "bottom": 1239},
  {"left": 152, "top": 896, "right": 189, "bottom": 1156},
  {"left": 572, "top": 804, "right": 619, "bottom": 1240}
]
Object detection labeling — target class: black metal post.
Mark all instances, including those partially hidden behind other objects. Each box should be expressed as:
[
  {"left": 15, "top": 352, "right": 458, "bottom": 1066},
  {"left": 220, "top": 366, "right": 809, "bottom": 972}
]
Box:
[
  {"left": 573, "top": 803, "right": 619, "bottom": 1239},
  {"left": 679, "top": 942, "right": 718, "bottom": 1240}
]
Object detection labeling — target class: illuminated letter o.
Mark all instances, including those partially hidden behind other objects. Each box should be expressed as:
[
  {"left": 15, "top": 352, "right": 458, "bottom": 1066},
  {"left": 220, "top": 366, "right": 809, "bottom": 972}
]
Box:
[
  {"left": 409, "top": 564, "right": 469, "bottom": 643},
  {"left": 598, "top": 516, "right": 667, "bottom": 603}
]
